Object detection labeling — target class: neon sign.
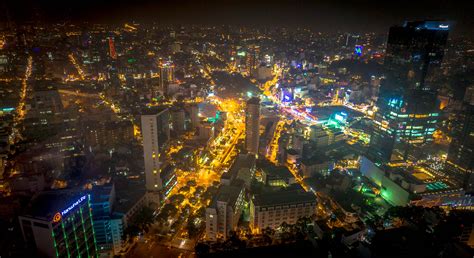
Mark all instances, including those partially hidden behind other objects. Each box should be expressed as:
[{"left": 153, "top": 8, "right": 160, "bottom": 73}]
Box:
[
  {"left": 281, "top": 89, "right": 293, "bottom": 102},
  {"left": 439, "top": 24, "right": 449, "bottom": 29},
  {"left": 52, "top": 212, "right": 62, "bottom": 223},
  {"left": 355, "top": 45, "right": 363, "bottom": 56},
  {"left": 60, "top": 195, "right": 87, "bottom": 217}
]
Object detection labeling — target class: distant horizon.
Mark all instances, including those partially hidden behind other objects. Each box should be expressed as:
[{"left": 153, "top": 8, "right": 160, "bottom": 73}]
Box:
[{"left": 0, "top": 0, "right": 472, "bottom": 36}]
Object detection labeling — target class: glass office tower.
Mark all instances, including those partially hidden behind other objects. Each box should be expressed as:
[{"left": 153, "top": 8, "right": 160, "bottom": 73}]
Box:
[{"left": 368, "top": 21, "right": 450, "bottom": 163}]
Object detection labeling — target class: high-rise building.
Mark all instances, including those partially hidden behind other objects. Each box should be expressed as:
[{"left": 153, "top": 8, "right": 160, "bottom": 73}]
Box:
[
  {"left": 83, "top": 120, "right": 134, "bottom": 151},
  {"left": 368, "top": 21, "right": 450, "bottom": 163},
  {"left": 89, "top": 184, "right": 123, "bottom": 255},
  {"left": 108, "top": 37, "right": 117, "bottom": 60},
  {"left": 445, "top": 87, "right": 474, "bottom": 188},
  {"left": 205, "top": 184, "right": 245, "bottom": 241},
  {"left": 141, "top": 108, "right": 170, "bottom": 203},
  {"left": 19, "top": 190, "right": 98, "bottom": 258},
  {"left": 158, "top": 59, "right": 175, "bottom": 92},
  {"left": 246, "top": 45, "right": 260, "bottom": 76},
  {"left": 220, "top": 154, "right": 256, "bottom": 188},
  {"left": 186, "top": 103, "right": 199, "bottom": 130},
  {"left": 245, "top": 97, "right": 260, "bottom": 155},
  {"left": 26, "top": 81, "right": 64, "bottom": 127},
  {"left": 88, "top": 181, "right": 149, "bottom": 256},
  {"left": 345, "top": 33, "right": 360, "bottom": 48},
  {"left": 170, "top": 107, "right": 186, "bottom": 135}
]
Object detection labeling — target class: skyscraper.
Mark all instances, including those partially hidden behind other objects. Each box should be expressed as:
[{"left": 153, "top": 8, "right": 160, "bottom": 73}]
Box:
[
  {"left": 108, "top": 37, "right": 117, "bottom": 60},
  {"left": 26, "top": 81, "right": 64, "bottom": 126},
  {"left": 170, "top": 107, "right": 186, "bottom": 135},
  {"left": 89, "top": 184, "right": 123, "bottom": 255},
  {"left": 158, "top": 59, "right": 175, "bottom": 92},
  {"left": 368, "top": 21, "right": 450, "bottom": 163},
  {"left": 245, "top": 97, "right": 260, "bottom": 155},
  {"left": 186, "top": 103, "right": 199, "bottom": 130},
  {"left": 141, "top": 108, "right": 170, "bottom": 203},
  {"left": 19, "top": 190, "right": 98, "bottom": 258}
]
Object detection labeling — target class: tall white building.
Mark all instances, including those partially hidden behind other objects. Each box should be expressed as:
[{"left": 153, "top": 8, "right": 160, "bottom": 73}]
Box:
[
  {"left": 141, "top": 108, "right": 170, "bottom": 203},
  {"left": 245, "top": 97, "right": 260, "bottom": 155}
]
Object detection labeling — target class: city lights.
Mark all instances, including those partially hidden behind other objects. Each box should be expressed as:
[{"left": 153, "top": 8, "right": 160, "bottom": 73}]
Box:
[{"left": 0, "top": 3, "right": 471, "bottom": 257}]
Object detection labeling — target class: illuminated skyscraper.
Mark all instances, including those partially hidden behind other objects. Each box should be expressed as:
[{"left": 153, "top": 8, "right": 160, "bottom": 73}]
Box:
[
  {"left": 368, "top": 21, "right": 450, "bottom": 163},
  {"left": 89, "top": 184, "right": 123, "bottom": 255},
  {"left": 158, "top": 59, "right": 175, "bottom": 92},
  {"left": 19, "top": 191, "right": 97, "bottom": 258},
  {"left": 28, "top": 82, "right": 63, "bottom": 115},
  {"left": 246, "top": 45, "right": 260, "bottom": 76},
  {"left": 245, "top": 97, "right": 260, "bottom": 155},
  {"left": 141, "top": 108, "right": 171, "bottom": 203},
  {"left": 108, "top": 37, "right": 117, "bottom": 60}
]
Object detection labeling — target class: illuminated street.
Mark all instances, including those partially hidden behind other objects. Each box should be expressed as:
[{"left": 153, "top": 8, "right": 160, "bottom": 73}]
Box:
[
  {"left": 68, "top": 53, "right": 86, "bottom": 81},
  {"left": 12, "top": 56, "right": 33, "bottom": 142}
]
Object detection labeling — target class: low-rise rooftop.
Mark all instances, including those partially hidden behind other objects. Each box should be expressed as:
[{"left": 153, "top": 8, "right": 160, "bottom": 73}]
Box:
[{"left": 253, "top": 189, "right": 316, "bottom": 207}]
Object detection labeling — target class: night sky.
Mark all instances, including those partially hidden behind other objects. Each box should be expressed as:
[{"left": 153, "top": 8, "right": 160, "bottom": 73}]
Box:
[{"left": 1, "top": 0, "right": 473, "bottom": 34}]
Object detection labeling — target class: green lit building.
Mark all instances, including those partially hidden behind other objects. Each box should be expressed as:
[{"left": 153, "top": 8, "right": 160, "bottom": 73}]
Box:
[
  {"left": 19, "top": 190, "right": 98, "bottom": 258},
  {"left": 368, "top": 21, "right": 450, "bottom": 163}
]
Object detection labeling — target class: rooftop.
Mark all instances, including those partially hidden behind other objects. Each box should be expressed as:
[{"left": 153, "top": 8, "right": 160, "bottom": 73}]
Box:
[
  {"left": 212, "top": 184, "right": 243, "bottom": 207},
  {"left": 264, "top": 165, "right": 293, "bottom": 180},
  {"left": 253, "top": 189, "right": 316, "bottom": 207},
  {"left": 141, "top": 106, "right": 169, "bottom": 116},
  {"left": 89, "top": 183, "right": 115, "bottom": 204},
  {"left": 23, "top": 189, "right": 89, "bottom": 221},
  {"left": 222, "top": 154, "right": 256, "bottom": 181},
  {"left": 114, "top": 179, "right": 146, "bottom": 214}
]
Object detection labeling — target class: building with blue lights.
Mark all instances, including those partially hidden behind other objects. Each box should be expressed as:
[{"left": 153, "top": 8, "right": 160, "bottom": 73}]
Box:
[
  {"left": 19, "top": 190, "right": 98, "bottom": 258},
  {"left": 89, "top": 184, "right": 123, "bottom": 255},
  {"left": 354, "top": 45, "right": 363, "bottom": 57},
  {"left": 368, "top": 20, "right": 450, "bottom": 163},
  {"left": 89, "top": 181, "right": 149, "bottom": 256}
]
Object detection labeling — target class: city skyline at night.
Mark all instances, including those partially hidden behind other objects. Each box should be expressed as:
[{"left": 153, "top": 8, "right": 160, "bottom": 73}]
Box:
[{"left": 0, "top": 1, "right": 473, "bottom": 258}]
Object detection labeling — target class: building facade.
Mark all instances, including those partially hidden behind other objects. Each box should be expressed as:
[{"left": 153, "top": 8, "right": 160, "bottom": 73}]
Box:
[
  {"left": 89, "top": 184, "right": 123, "bottom": 255},
  {"left": 369, "top": 21, "right": 450, "bottom": 163},
  {"left": 250, "top": 189, "right": 317, "bottom": 233},
  {"left": 141, "top": 108, "right": 170, "bottom": 203},
  {"left": 19, "top": 191, "right": 98, "bottom": 258},
  {"left": 83, "top": 120, "right": 134, "bottom": 151},
  {"left": 445, "top": 100, "right": 474, "bottom": 188},
  {"left": 245, "top": 97, "right": 260, "bottom": 155},
  {"left": 205, "top": 184, "right": 245, "bottom": 241}
]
